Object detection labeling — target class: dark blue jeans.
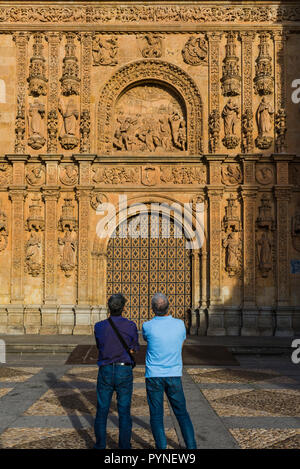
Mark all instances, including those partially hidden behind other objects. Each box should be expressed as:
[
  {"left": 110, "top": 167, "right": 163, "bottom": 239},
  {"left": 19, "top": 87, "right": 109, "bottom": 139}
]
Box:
[
  {"left": 94, "top": 364, "right": 133, "bottom": 449},
  {"left": 146, "top": 377, "right": 196, "bottom": 449}
]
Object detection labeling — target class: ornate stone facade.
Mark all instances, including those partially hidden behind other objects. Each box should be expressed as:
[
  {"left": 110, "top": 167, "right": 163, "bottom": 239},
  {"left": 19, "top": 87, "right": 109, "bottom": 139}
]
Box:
[{"left": 0, "top": 1, "right": 299, "bottom": 336}]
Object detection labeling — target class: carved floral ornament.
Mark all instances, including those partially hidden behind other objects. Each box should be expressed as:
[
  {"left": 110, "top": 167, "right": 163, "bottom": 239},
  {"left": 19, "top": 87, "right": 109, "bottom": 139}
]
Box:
[
  {"left": 182, "top": 35, "right": 207, "bottom": 66},
  {"left": 0, "top": 6, "right": 299, "bottom": 24},
  {"left": 97, "top": 60, "right": 203, "bottom": 155}
]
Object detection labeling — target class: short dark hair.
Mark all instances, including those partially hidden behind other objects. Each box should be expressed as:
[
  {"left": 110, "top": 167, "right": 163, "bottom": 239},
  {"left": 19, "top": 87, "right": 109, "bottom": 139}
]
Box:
[
  {"left": 108, "top": 293, "right": 126, "bottom": 316},
  {"left": 151, "top": 292, "right": 169, "bottom": 316}
]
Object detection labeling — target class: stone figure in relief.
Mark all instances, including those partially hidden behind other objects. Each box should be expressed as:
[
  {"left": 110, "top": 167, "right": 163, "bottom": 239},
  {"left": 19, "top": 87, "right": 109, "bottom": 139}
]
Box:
[
  {"left": 58, "top": 229, "right": 77, "bottom": 277},
  {"left": 257, "top": 98, "right": 274, "bottom": 136},
  {"left": 59, "top": 98, "right": 79, "bottom": 150},
  {"left": 25, "top": 232, "right": 41, "bottom": 277},
  {"left": 221, "top": 99, "right": 239, "bottom": 149},
  {"left": 256, "top": 232, "right": 272, "bottom": 277},
  {"left": 92, "top": 36, "right": 118, "bottom": 66},
  {"left": 221, "top": 164, "right": 242, "bottom": 185},
  {"left": 222, "top": 232, "right": 241, "bottom": 277},
  {"left": 142, "top": 34, "right": 162, "bottom": 58},
  {"left": 255, "top": 97, "right": 274, "bottom": 149},
  {"left": 169, "top": 111, "right": 186, "bottom": 150},
  {"left": 28, "top": 100, "right": 46, "bottom": 149}
]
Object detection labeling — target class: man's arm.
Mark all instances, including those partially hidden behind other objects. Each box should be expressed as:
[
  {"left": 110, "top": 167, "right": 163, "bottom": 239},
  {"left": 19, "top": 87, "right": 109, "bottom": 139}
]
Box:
[
  {"left": 130, "top": 322, "right": 140, "bottom": 352},
  {"left": 94, "top": 326, "right": 99, "bottom": 350},
  {"left": 142, "top": 323, "right": 148, "bottom": 342}
]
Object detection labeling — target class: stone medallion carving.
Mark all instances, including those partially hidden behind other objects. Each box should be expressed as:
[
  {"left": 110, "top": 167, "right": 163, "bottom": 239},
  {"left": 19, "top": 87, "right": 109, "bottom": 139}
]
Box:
[
  {"left": 59, "top": 164, "right": 78, "bottom": 186},
  {"left": 182, "top": 36, "right": 207, "bottom": 65},
  {"left": 26, "top": 164, "right": 45, "bottom": 186},
  {"left": 113, "top": 84, "right": 186, "bottom": 153},
  {"left": 221, "top": 164, "right": 242, "bottom": 185},
  {"left": 256, "top": 165, "right": 274, "bottom": 185},
  {"left": 97, "top": 60, "right": 203, "bottom": 155},
  {"left": 90, "top": 192, "right": 108, "bottom": 210}
]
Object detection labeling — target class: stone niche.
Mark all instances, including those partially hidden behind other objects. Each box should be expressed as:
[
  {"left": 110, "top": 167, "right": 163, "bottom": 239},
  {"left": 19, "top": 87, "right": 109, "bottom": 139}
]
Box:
[{"left": 113, "top": 82, "right": 187, "bottom": 154}]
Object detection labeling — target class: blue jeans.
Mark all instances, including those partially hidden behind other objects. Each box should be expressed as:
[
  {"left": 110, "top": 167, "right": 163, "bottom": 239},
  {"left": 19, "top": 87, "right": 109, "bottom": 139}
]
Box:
[
  {"left": 146, "top": 377, "right": 196, "bottom": 449},
  {"left": 94, "top": 364, "right": 133, "bottom": 449}
]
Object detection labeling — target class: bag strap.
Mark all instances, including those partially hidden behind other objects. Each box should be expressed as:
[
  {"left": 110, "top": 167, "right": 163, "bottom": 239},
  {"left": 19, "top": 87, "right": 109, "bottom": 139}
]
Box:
[{"left": 108, "top": 317, "right": 135, "bottom": 366}]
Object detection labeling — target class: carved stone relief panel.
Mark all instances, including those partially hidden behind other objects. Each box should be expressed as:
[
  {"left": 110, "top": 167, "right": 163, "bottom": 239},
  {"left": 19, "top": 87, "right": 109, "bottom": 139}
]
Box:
[
  {"left": 255, "top": 165, "right": 275, "bottom": 185},
  {"left": 0, "top": 163, "right": 12, "bottom": 186},
  {"left": 182, "top": 35, "right": 208, "bottom": 65},
  {"left": 113, "top": 83, "right": 186, "bottom": 153},
  {"left": 26, "top": 164, "right": 45, "bottom": 186},
  {"left": 221, "top": 163, "right": 243, "bottom": 185},
  {"left": 160, "top": 166, "right": 206, "bottom": 184},
  {"left": 59, "top": 164, "right": 79, "bottom": 186},
  {"left": 92, "top": 35, "right": 118, "bottom": 66},
  {"left": 140, "top": 34, "right": 163, "bottom": 58},
  {"left": 28, "top": 32, "right": 47, "bottom": 97}
]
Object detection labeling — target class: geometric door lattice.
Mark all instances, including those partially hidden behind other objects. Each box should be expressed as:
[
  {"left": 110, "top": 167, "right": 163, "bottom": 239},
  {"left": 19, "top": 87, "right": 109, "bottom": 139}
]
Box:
[{"left": 106, "top": 212, "right": 192, "bottom": 329}]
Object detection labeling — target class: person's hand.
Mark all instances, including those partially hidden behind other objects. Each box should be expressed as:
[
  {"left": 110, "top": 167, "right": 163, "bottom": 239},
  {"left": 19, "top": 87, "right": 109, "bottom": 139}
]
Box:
[{"left": 130, "top": 349, "right": 135, "bottom": 354}]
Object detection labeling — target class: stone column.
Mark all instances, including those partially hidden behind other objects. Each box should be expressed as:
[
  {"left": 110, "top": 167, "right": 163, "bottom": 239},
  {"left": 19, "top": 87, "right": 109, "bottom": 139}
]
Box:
[
  {"left": 74, "top": 155, "right": 94, "bottom": 334},
  {"left": 7, "top": 154, "right": 28, "bottom": 334},
  {"left": 273, "top": 155, "right": 293, "bottom": 336},
  {"left": 239, "top": 156, "right": 259, "bottom": 335},
  {"left": 239, "top": 31, "right": 255, "bottom": 153},
  {"left": 273, "top": 31, "right": 288, "bottom": 153},
  {"left": 190, "top": 249, "right": 200, "bottom": 335},
  {"left": 41, "top": 155, "right": 61, "bottom": 334},
  {"left": 46, "top": 32, "right": 61, "bottom": 153},
  {"left": 80, "top": 33, "right": 92, "bottom": 153},
  {"left": 206, "top": 32, "right": 222, "bottom": 154},
  {"left": 206, "top": 156, "right": 225, "bottom": 335}
]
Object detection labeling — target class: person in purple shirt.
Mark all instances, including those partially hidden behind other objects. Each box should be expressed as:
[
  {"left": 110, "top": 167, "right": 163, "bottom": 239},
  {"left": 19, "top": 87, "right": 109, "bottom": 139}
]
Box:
[{"left": 93, "top": 293, "right": 139, "bottom": 449}]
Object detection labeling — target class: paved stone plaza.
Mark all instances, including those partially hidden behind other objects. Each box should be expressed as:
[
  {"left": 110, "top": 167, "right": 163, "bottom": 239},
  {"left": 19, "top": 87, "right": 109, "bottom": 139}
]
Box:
[{"left": 0, "top": 354, "right": 300, "bottom": 449}]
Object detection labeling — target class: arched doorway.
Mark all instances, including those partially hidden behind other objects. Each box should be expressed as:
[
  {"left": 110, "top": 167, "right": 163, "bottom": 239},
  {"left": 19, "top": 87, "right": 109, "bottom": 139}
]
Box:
[{"left": 106, "top": 212, "right": 192, "bottom": 329}]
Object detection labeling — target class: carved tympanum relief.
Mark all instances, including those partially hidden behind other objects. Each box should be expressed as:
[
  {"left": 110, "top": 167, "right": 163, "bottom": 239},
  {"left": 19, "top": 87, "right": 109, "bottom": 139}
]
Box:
[
  {"left": 182, "top": 35, "right": 208, "bottom": 65},
  {"left": 92, "top": 35, "right": 118, "bottom": 65},
  {"left": 113, "top": 84, "right": 186, "bottom": 153},
  {"left": 255, "top": 97, "right": 274, "bottom": 149}
]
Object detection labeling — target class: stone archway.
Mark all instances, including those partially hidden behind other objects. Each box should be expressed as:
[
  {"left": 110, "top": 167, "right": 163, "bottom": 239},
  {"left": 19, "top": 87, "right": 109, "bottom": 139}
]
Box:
[{"left": 97, "top": 59, "right": 203, "bottom": 155}]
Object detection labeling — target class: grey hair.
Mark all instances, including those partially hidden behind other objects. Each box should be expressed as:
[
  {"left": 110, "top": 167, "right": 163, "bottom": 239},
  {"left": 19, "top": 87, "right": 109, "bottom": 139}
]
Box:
[{"left": 151, "top": 292, "right": 169, "bottom": 316}]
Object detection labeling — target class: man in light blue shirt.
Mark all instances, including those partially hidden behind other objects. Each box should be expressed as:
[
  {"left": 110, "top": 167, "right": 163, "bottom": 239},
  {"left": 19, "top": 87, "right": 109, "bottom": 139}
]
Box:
[{"left": 142, "top": 293, "right": 196, "bottom": 449}]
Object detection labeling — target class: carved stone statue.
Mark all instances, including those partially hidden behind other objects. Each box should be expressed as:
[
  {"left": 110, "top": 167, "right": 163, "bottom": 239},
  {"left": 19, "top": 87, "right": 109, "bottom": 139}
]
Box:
[
  {"left": 92, "top": 36, "right": 118, "bottom": 65},
  {"left": 25, "top": 231, "right": 42, "bottom": 277},
  {"left": 59, "top": 98, "right": 79, "bottom": 150},
  {"left": 60, "top": 164, "right": 78, "bottom": 186},
  {"left": 169, "top": 111, "right": 186, "bottom": 150},
  {"left": 256, "top": 232, "right": 272, "bottom": 277},
  {"left": 222, "top": 232, "right": 241, "bottom": 277},
  {"left": 255, "top": 97, "right": 274, "bottom": 149},
  {"left": 58, "top": 229, "right": 77, "bottom": 277},
  {"left": 222, "top": 99, "right": 239, "bottom": 149},
  {"left": 28, "top": 100, "right": 46, "bottom": 149}
]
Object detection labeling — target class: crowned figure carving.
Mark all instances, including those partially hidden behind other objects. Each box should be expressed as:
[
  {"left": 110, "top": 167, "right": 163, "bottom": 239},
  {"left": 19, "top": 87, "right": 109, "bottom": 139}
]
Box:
[{"left": 221, "top": 32, "right": 241, "bottom": 96}]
